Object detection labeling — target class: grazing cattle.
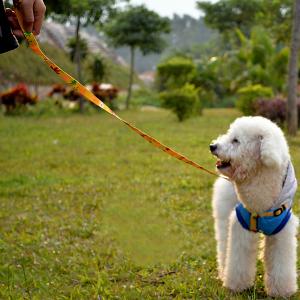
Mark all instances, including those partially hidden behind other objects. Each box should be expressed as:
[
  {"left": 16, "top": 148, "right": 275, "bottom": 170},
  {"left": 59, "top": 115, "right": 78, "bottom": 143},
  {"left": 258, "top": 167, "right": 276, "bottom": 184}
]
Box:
[
  {"left": 91, "top": 83, "right": 119, "bottom": 107},
  {"left": 0, "top": 84, "right": 38, "bottom": 113},
  {"left": 48, "top": 82, "right": 119, "bottom": 107},
  {"left": 63, "top": 89, "right": 81, "bottom": 102},
  {"left": 47, "top": 84, "right": 67, "bottom": 97}
]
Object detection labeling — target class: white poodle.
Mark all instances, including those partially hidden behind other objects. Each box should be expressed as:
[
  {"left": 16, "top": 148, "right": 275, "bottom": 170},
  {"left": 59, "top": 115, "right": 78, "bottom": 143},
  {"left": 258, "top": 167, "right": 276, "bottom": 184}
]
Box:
[{"left": 210, "top": 116, "right": 298, "bottom": 297}]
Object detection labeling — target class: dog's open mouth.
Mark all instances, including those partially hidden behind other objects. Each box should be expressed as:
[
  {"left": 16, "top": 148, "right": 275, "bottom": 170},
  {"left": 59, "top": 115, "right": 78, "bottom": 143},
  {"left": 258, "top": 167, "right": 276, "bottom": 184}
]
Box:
[{"left": 216, "top": 160, "right": 231, "bottom": 169}]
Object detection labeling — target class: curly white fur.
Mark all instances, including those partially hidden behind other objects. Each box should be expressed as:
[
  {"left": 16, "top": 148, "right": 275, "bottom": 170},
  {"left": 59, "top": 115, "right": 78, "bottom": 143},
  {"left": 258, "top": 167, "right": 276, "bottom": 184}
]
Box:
[{"left": 211, "top": 116, "right": 298, "bottom": 297}]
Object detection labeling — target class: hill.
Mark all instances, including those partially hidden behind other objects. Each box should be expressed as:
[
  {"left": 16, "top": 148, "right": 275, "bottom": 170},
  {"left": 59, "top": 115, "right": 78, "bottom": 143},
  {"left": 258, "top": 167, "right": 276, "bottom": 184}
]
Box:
[
  {"left": 0, "top": 42, "right": 139, "bottom": 90},
  {"left": 0, "top": 20, "right": 142, "bottom": 90}
]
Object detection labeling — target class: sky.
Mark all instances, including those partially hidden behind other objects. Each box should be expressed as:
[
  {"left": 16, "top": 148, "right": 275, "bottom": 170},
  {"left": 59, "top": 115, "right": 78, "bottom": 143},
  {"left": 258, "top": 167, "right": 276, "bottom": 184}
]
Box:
[{"left": 130, "top": 0, "right": 203, "bottom": 19}]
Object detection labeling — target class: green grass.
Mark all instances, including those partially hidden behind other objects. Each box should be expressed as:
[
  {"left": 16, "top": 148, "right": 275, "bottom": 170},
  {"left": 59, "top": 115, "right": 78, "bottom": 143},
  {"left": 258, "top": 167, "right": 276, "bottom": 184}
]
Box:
[{"left": 0, "top": 108, "right": 300, "bottom": 299}]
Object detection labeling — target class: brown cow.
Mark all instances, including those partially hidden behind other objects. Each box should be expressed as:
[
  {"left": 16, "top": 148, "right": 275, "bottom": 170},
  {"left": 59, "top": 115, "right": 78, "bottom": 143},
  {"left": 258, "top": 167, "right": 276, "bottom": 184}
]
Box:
[
  {"left": 47, "top": 84, "right": 67, "bottom": 97},
  {"left": 0, "top": 84, "right": 37, "bottom": 113},
  {"left": 91, "top": 83, "right": 119, "bottom": 107},
  {"left": 48, "top": 82, "right": 119, "bottom": 108}
]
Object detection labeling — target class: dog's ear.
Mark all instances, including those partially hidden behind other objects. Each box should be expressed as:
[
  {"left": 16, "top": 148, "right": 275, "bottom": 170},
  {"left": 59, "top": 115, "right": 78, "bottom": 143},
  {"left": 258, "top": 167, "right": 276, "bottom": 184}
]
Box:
[{"left": 260, "top": 134, "right": 284, "bottom": 168}]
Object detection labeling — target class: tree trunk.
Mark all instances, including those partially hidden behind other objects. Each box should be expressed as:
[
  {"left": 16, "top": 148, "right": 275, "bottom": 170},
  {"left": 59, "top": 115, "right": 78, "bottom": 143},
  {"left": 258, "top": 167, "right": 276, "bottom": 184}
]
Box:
[
  {"left": 74, "top": 16, "right": 84, "bottom": 113},
  {"left": 287, "top": 0, "right": 300, "bottom": 135},
  {"left": 126, "top": 46, "right": 135, "bottom": 109}
]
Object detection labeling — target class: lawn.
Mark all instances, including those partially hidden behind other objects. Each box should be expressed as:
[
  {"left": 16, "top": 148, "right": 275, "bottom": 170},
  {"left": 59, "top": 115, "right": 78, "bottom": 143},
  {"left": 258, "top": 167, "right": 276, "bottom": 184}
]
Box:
[{"left": 0, "top": 108, "right": 300, "bottom": 299}]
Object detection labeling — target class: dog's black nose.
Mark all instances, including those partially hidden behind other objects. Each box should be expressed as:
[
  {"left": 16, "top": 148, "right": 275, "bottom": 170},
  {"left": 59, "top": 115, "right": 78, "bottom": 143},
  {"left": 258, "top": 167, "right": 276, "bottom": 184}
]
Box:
[{"left": 210, "top": 144, "right": 218, "bottom": 152}]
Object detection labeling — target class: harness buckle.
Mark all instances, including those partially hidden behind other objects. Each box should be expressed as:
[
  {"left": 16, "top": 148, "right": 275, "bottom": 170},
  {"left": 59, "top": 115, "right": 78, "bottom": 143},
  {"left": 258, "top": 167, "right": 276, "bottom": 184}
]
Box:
[{"left": 273, "top": 205, "right": 286, "bottom": 217}]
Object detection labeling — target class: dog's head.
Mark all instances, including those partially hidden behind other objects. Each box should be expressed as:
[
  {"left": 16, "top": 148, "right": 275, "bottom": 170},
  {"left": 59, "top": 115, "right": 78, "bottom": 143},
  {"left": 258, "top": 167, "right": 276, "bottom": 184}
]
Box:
[{"left": 210, "top": 116, "right": 290, "bottom": 182}]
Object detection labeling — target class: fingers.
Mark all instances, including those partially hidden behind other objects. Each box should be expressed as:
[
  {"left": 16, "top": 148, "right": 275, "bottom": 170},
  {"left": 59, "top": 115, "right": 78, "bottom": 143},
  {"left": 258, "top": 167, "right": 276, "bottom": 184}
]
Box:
[
  {"left": 12, "top": 0, "right": 46, "bottom": 35},
  {"left": 32, "top": 0, "right": 46, "bottom": 35},
  {"left": 5, "top": 8, "right": 24, "bottom": 38},
  {"left": 14, "top": 0, "right": 34, "bottom": 32}
]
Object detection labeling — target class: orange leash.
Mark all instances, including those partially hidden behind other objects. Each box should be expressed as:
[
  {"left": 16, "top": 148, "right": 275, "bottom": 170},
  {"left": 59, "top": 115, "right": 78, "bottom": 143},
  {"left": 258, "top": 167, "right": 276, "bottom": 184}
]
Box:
[{"left": 15, "top": 12, "right": 221, "bottom": 178}]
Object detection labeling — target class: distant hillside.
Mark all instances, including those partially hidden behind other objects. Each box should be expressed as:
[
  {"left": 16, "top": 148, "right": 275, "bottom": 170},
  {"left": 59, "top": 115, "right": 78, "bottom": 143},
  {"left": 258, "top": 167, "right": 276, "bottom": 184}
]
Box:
[
  {"left": 39, "top": 20, "right": 127, "bottom": 67},
  {"left": 114, "top": 14, "right": 217, "bottom": 73},
  {"left": 0, "top": 42, "right": 75, "bottom": 86},
  {"left": 0, "top": 23, "right": 141, "bottom": 89}
]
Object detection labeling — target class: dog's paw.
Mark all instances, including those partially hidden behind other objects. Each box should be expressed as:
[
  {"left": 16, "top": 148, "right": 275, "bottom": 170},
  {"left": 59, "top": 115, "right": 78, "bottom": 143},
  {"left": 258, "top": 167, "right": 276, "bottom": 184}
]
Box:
[
  {"left": 266, "top": 283, "right": 297, "bottom": 298},
  {"left": 223, "top": 279, "right": 254, "bottom": 293},
  {"left": 265, "top": 274, "right": 298, "bottom": 298}
]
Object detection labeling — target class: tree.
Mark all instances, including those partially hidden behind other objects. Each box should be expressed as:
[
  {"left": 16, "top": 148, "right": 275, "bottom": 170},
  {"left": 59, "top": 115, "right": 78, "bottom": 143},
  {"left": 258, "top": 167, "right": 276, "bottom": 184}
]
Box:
[
  {"left": 197, "top": 0, "right": 293, "bottom": 44},
  {"left": 114, "top": 14, "right": 216, "bottom": 73},
  {"left": 197, "top": 0, "right": 263, "bottom": 37},
  {"left": 91, "top": 56, "right": 106, "bottom": 82},
  {"left": 105, "top": 5, "right": 170, "bottom": 109},
  {"left": 287, "top": 0, "right": 300, "bottom": 135},
  {"left": 67, "top": 36, "right": 88, "bottom": 62},
  {"left": 47, "top": 0, "right": 125, "bottom": 112},
  {"left": 255, "top": 0, "right": 293, "bottom": 44}
]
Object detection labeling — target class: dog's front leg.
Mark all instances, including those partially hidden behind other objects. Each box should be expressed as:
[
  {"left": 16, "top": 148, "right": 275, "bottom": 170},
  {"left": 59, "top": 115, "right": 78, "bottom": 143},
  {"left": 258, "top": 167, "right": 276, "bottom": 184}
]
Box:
[
  {"left": 212, "top": 178, "right": 238, "bottom": 280},
  {"left": 223, "top": 211, "right": 259, "bottom": 292},
  {"left": 264, "top": 214, "right": 299, "bottom": 297}
]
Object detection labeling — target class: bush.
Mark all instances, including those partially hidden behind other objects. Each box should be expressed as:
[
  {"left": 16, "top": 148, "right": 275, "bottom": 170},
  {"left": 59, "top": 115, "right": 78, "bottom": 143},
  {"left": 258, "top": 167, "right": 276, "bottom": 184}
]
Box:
[
  {"left": 157, "top": 56, "right": 196, "bottom": 90},
  {"left": 236, "top": 84, "right": 273, "bottom": 115},
  {"left": 160, "top": 84, "right": 201, "bottom": 121},
  {"left": 254, "top": 97, "right": 300, "bottom": 127},
  {"left": 254, "top": 98, "right": 286, "bottom": 126}
]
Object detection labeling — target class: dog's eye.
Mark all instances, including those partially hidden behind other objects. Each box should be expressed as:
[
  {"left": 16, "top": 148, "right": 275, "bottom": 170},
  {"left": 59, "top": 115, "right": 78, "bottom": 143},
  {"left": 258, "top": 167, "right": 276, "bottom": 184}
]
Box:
[{"left": 232, "top": 138, "right": 239, "bottom": 144}]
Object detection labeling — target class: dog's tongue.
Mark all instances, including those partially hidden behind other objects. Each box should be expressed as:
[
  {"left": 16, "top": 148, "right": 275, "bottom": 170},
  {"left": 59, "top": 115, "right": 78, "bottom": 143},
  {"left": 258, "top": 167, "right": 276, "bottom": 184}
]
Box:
[
  {"left": 216, "top": 160, "right": 222, "bottom": 167},
  {"left": 216, "top": 160, "right": 231, "bottom": 169}
]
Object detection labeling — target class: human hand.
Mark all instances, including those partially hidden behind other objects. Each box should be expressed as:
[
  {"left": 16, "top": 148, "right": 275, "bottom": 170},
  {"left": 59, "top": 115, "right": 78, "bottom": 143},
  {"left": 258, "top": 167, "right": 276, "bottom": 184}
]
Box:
[{"left": 6, "top": 0, "right": 46, "bottom": 37}]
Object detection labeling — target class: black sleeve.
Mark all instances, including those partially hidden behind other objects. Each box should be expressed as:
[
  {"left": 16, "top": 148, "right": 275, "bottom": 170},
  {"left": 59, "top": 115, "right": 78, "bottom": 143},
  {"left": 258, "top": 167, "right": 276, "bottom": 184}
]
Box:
[{"left": 0, "top": 0, "right": 19, "bottom": 54}]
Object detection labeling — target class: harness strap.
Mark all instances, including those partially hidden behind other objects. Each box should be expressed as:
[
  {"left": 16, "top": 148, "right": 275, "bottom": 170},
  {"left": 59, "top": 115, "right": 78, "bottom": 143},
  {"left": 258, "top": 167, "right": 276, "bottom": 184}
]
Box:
[{"left": 249, "top": 213, "right": 258, "bottom": 232}]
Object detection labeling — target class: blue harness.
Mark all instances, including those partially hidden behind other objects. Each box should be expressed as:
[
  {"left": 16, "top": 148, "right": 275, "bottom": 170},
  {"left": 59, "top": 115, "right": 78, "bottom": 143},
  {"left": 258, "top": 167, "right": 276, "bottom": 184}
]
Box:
[
  {"left": 236, "top": 203, "right": 291, "bottom": 236},
  {"left": 235, "top": 161, "right": 297, "bottom": 236}
]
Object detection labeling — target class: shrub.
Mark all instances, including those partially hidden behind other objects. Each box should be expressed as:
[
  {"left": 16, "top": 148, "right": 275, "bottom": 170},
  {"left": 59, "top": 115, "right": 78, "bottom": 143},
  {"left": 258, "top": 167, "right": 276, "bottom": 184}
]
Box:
[
  {"left": 157, "top": 56, "right": 196, "bottom": 90},
  {"left": 160, "top": 84, "right": 201, "bottom": 121},
  {"left": 254, "top": 98, "right": 286, "bottom": 126},
  {"left": 254, "top": 98, "right": 300, "bottom": 127},
  {"left": 236, "top": 84, "right": 273, "bottom": 115}
]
